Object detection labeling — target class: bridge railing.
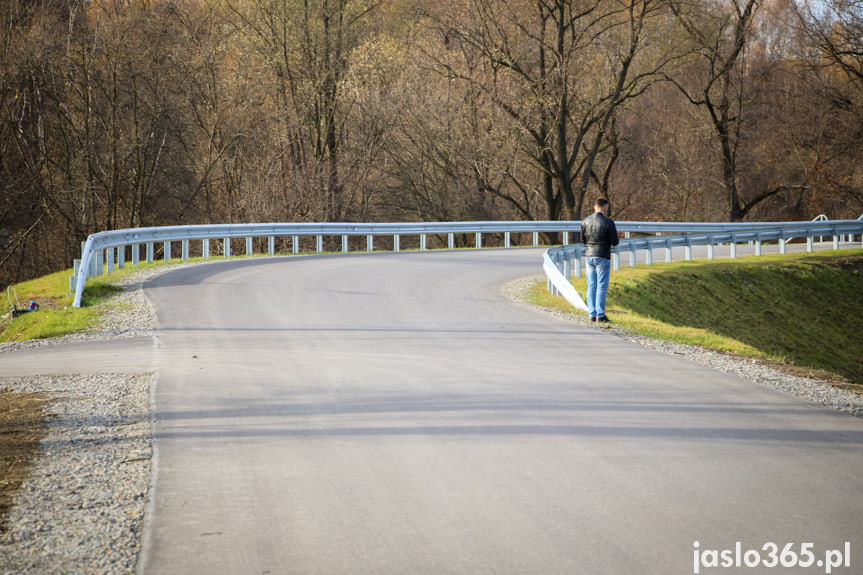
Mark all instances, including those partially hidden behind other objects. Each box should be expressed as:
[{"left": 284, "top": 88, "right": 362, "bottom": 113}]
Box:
[
  {"left": 71, "top": 219, "right": 863, "bottom": 308},
  {"left": 544, "top": 219, "right": 863, "bottom": 312}
]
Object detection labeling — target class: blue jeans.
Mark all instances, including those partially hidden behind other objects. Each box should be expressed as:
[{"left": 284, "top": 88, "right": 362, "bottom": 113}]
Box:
[{"left": 586, "top": 257, "right": 611, "bottom": 318}]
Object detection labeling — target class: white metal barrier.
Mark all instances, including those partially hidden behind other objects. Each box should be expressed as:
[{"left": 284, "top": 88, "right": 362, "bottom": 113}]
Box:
[
  {"left": 543, "top": 219, "right": 863, "bottom": 313},
  {"left": 71, "top": 221, "right": 583, "bottom": 307},
  {"left": 71, "top": 219, "right": 863, "bottom": 308}
]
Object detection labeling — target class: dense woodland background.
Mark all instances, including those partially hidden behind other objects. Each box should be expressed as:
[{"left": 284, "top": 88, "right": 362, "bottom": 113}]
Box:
[{"left": 1, "top": 0, "right": 861, "bottom": 286}]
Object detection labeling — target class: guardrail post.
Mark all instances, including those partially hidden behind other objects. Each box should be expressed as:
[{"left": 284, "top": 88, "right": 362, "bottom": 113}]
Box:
[
  {"left": 807, "top": 236, "right": 813, "bottom": 253},
  {"left": 246, "top": 237, "right": 254, "bottom": 256},
  {"left": 645, "top": 243, "right": 653, "bottom": 266},
  {"left": 612, "top": 251, "right": 620, "bottom": 272},
  {"left": 367, "top": 235, "right": 374, "bottom": 252},
  {"left": 164, "top": 241, "right": 172, "bottom": 261},
  {"left": 293, "top": 236, "right": 299, "bottom": 254},
  {"left": 563, "top": 256, "right": 571, "bottom": 280},
  {"left": 779, "top": 237, "right": 786, "bottom": 255},
  {"left": 316, "top": 235, "right": 323, "bottom": 253},
  {"left": 118, "top": 246, "right": 125, "bottom": 269},
  {"left": 394, "top": 234, "right": 400, "bottom": 252},
  {"left": 420, "top": 234, "right": 427, "bottom": 251},
  {"left": 224, "top": 237, "right": 231, "bottom": 257},
  {"left": 563, "top": 232, "right": 569, "bottom": 245},
  {"left": 755, "top": 234, "right": 762, "bottom": 257},
  {"left": 665, "top": 238, "right": 673, "bottom": 263},
  {"left": 342, "top": 235, "right": 348, "bottom": 253},
  {"left": 146, "top": 242, "right": 154, "bottom": 263},
  {"left": 833, "top": 234, "right": 839, "bottom": 250},
  {"left": 183, "top": 239, "right": 190, "bottom": 260},
  {"left": 203, "top": 239, "right": 210, "bottom": 259},
  {"left": 707, "top": 238, "right": 715, "bottom": 260},
  {"left": 476, "top": 232, "right": 482, "bottom": 248},
  {"left": 106, "top": 247, "right": 115, "bottom": 274},
  {"left": 533, "top": 232, "right": 539, "bottom": 246},
  {"left": 132, "top": 244, "right": 140, "bottom": 265},
  {"left": 574, "top": 253, "right": 582, "bottom": 278},
  {"left": 269, "top": 236, "right": 275, "bottom": 255},
  {"left": 505, "top": 232, "right": 511, "bottom": 248},
  {"left": 629, "top": 244, "right": 637, "bottom": 268},
  {"left": 729, "top": 234, "right": 737, "bottom": 259},
  {"left": 684, "top": 236, "right": 692, "bottom": 261},
  {"left": 448, "top": 233, "right": 454, "bottom": 249}
]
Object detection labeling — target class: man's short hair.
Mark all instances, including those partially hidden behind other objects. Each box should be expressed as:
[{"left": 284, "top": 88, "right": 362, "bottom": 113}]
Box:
[{"left": 595, "top": 197, "right": 610, "bottom": 209}]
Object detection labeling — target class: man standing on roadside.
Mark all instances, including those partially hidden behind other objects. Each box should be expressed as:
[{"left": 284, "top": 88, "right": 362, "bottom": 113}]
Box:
[{"left": 581, "top": 197, "right": 619, "bottom": 323}]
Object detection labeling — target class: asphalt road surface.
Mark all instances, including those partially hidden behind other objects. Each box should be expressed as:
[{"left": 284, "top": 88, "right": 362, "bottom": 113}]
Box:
[{"left": 136, "top": 248, "right": 863, "bottom": 575}]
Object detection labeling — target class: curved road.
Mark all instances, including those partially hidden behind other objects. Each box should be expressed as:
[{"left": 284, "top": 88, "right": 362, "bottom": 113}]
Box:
[{"left": 139, "top": 249, "right": 863, "bottom": 574}]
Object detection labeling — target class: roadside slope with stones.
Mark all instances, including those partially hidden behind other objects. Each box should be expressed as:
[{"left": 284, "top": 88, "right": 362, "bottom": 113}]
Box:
[{"left": 0, "top": 268, "right": 160, "bottom": 575}]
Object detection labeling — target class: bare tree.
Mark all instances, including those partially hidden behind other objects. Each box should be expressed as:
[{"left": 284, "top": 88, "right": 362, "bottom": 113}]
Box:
[
  {"left": 792, "top": 0, "right": 863, "bottom": 215},
  {"left": 433, "top": 0, "right": 677, "bottom": 223},
  {"left": 231, "top": 0, "right": 380, "bottom": 222},
  {"left": 665, "top": 0, "right": 790, "bottom": 221}
]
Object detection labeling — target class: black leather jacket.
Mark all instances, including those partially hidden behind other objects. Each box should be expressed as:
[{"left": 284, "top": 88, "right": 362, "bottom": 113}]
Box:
[{"left": 581, "top": 211, "right": 620, "bottom": 259}]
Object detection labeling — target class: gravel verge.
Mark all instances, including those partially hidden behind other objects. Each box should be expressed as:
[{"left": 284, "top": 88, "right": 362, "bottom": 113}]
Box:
[
  {"left": 1, "top": 268, "right": 162, "bottom": 575},
  {"left": 0, "top": 266, "right": 860, "bottom": 575}
]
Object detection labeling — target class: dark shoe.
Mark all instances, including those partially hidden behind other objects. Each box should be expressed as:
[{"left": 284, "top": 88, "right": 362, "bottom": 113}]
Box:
[
  {"left": 590, "top": 316, "right": 596, "bottom": 322},
  {"left": 597, "top": 316, "right": 611, "bottom": 324}
]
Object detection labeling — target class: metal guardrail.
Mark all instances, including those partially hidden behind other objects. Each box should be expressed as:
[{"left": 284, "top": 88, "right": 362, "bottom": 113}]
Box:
[
  {"left": 544, "top": 220, "right": 863, "bottom": 312},
  {"left": 71, "top": 219, "right": 863, "bottom": 308},
  {"left": 71, "top": 221, "right": 586, "bottom": 307}
]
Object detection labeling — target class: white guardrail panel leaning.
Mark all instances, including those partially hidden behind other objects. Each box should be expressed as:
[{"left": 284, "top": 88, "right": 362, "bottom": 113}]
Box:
[{"left": 71, "top": 219, "right": 863, "bottom": 308}]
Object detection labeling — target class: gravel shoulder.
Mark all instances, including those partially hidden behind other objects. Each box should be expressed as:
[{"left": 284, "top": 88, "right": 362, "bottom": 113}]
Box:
[
  {"left": 0, "top": 266, "right": 860, "bottom": 575},
  {"left": 0, "top": 268, "right": 161, "bottom": 575}
]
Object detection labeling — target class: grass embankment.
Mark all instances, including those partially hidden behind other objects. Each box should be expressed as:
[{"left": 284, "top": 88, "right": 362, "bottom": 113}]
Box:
[
  {"left": 0, "top": 260, "right": 194, "bottom": 342},
  {"left": 530, "top": 249, "right": 863, "bottom": 387}
]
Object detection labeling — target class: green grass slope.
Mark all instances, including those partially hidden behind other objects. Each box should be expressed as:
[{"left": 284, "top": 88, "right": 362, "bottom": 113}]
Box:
[{"left": 532, "top": 250, "right": 863, "bottom": 385}]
